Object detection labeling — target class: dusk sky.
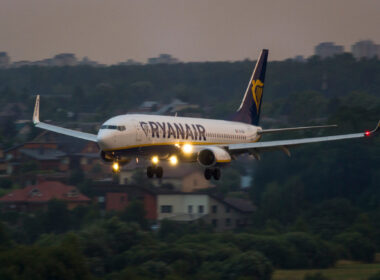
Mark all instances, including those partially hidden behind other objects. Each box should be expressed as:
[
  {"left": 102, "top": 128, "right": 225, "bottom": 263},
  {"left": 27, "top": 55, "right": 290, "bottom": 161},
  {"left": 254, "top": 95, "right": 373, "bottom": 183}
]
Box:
[{"left": 1, "top": 0, "right": 380, "bottom": 64}]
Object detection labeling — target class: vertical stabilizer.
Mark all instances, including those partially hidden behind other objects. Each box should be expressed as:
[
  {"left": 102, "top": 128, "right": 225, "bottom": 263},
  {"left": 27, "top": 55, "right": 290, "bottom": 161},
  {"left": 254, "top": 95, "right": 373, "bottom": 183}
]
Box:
[{"left": 231, "top": 49, "right": 268, "bottom": 125}]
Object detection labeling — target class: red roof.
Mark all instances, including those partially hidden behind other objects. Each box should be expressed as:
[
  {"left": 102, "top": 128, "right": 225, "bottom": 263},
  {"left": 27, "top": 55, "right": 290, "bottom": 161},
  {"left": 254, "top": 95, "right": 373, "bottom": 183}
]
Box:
[{"left": 0, "top": 181, "right": 91, "bottom": 203}]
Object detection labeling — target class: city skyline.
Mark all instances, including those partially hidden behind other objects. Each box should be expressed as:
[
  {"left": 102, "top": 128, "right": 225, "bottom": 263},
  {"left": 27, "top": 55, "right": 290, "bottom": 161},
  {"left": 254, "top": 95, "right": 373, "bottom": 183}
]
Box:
[{"left": 1, "top": 0, "right": 380, "bottom": 64}]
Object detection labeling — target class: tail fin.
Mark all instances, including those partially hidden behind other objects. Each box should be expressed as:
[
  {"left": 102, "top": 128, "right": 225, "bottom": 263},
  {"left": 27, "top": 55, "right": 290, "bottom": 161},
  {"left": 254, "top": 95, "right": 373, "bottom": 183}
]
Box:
[{"left": 231, "top": 49, "right": 268, "bottom": 125}]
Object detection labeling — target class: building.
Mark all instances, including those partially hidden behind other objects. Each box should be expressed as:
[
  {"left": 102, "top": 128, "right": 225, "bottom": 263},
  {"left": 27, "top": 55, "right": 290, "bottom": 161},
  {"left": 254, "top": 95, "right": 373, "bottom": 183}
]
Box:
[
  {"left": 5, "top": 142, "right": 69, "bottom": 179},
  {"left": 88, "top": 181, "right": 255, "bottom": 231},
  {"left": 52, "top": 53, "right": 78, "bottom": 66},
  {"left": 4, "top": 131, "right": 110, "bottom": 185},
  {"left": 0, "top": 181, "right": 91, "bottom": 211},
  {"left": 155, "top": 191, "right": 256, "bottom": 230},
  {"left": 90, "top": 183, "right": 157, "bottom": 220},
  {"left": 205, "top": 195, "right": 256, "bottom": 231},
  {"left": 314, "top": 42, "right": 344, "bottom": 59},
  {"left": 0, "top": 52, "right": 10, "bottom": 68},
  {"left": 351, "top": 40, "right": 380, "bottom": 60},
  {"left": 118, "top": 59, "right": 142, "bottom": 66},
  {"left": 147, "top": 54, "right": 180, "bottom": 64},
  {"left": 157, "top": 192, "right": 209, "bottom": 222}
]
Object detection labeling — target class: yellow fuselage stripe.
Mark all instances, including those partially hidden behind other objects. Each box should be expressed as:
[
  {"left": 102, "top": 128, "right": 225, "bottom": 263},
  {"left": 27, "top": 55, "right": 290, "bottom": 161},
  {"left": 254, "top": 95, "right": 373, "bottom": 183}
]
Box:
[{"left": 103, "top": 138, "right": 261, "bottom": 152}]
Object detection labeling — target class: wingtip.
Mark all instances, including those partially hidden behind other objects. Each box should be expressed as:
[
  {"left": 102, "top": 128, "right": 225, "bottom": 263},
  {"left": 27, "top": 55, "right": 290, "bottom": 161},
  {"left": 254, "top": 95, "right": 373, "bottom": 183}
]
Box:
[
  {"left": 366, "top": 120, "right": 380, "bottom": 136},
  {"left": 33, "top": 94, "right": 40, "bottom": 124}
]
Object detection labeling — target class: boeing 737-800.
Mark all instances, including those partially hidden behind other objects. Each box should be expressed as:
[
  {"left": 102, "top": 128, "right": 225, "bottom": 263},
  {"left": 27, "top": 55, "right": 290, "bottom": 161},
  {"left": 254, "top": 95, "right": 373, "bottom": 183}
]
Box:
[{"left": 32, "top": 49, "right": 379, "bottom": 180}]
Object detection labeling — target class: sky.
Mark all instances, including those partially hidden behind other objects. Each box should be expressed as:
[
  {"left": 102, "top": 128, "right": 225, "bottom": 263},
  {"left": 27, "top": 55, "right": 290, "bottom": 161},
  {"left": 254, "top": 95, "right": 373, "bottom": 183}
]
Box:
[{"left": 1, "top": 0, "right": 380, "bottom": 64}]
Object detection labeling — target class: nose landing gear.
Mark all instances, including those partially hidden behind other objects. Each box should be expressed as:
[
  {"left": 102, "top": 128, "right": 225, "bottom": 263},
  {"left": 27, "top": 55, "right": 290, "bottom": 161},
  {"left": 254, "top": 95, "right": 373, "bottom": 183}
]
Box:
[
  {"left": 204, "top": 168, "right": 221, "bottom": 180},
  {"left": 147, "top": 165, "right": 163, "bottom": 178}
]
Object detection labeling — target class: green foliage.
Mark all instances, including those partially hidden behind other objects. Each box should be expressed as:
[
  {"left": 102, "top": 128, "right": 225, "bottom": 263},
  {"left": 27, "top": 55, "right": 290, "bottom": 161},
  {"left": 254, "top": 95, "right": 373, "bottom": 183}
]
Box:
[
  {"left": 368, "top": 271, "right": 380, "bottom": 280},
  {"left": 43, "top": 200, "right": 71, "bottom": 233},
  {"left": 0, "top": 179, "right": 12, "bottom": 189},
  {"left": 304, "top": 272, "right": 330, "bottom": 280},
  {"left": 215, "top": 167, "right": 242, "bottom": 193},
  {"left": 221, "top": 251, "right": 273, "bottom": 280},
  {"left": 0, "top": 243, "right": 91, "bottom": 280},
  {"left": 120, "top": 200, "right": 148, "bottom": 229},
  {"left": 334, "top": 232, "right": 376, "bottom": 263}
]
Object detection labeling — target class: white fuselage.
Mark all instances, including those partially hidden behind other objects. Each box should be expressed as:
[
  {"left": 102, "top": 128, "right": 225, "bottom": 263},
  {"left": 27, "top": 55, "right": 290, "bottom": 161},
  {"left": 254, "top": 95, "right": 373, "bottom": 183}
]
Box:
[{"left": 97, "top": 114, "right": 261, "bottom": 156}]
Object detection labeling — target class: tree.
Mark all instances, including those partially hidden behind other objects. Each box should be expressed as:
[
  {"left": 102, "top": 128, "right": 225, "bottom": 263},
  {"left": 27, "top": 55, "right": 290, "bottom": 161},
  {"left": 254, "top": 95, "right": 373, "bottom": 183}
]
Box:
[{"left": 120, "top": 201, "right": 148, "bottom": 229}]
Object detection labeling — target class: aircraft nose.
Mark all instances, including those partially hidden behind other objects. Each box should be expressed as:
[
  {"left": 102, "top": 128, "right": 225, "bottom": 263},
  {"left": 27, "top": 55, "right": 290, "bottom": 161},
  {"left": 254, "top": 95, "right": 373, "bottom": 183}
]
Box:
[{"left": 97, "top": 130, "right": 115, "bottom": 150}]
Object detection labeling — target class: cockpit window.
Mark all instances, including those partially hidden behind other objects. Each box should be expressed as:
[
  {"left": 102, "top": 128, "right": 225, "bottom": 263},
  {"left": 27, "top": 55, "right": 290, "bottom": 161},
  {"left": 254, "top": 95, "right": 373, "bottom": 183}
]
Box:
[{"left": 100, "top": 125, "right": 126, "bottom": 131}]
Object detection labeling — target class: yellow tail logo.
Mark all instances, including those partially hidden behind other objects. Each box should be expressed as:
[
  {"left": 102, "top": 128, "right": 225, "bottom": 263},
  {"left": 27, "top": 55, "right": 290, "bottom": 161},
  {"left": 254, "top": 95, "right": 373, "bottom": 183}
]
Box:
[{"left": 251, "top": 79, "right": 264, "bottom": 111}]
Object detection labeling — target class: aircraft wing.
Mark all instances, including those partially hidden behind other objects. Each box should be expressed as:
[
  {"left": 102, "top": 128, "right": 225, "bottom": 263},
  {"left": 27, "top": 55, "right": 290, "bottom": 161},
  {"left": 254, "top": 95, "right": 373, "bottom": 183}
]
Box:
[
  {"left": 33, "top": 95, "right": 98, "bottom": 142},
  {"left": 228, "top": 121, "right": 380, "bottom": 156}
]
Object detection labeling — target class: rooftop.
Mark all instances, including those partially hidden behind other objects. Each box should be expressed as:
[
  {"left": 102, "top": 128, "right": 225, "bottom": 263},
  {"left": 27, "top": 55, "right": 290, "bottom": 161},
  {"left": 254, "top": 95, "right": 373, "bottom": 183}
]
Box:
[{"left": 0, "top": 181, "right": 90, "bottom": 203}]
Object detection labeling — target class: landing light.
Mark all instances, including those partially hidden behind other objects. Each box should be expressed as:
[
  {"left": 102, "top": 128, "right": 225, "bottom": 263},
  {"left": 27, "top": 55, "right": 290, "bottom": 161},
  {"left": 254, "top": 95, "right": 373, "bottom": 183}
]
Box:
[
  {"left": 182, "top": 144, "right": 193, "bottom": 154},
  {"left": 169, "top": 155, "right": 178, "bottom": 166},
  {"left": 152, "top": 156, "right": 159, "bottom": 164},
  {"left": 112, "top": 162, "right": 120, "bottom": 172}
]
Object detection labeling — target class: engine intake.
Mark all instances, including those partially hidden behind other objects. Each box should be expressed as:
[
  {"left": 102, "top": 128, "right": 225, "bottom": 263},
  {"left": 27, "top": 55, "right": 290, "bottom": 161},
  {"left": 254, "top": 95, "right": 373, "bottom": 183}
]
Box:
[{"left": 197, "top": 147, "right": 231, "bottom": 167}]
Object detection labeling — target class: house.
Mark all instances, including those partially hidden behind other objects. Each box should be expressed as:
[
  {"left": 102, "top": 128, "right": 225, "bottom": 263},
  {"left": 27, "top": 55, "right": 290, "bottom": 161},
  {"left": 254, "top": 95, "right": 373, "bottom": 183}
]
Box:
[
  {"left": 5, "top": 132, "right": 110, "bottom": 182},
  {"left": 90, "top": 182, "right": 157, "bottom": 220},
  {"left": 87, "top": 181, "right": 255, "bottom": 231},
  {"left": 204, "top": 195, "right": 256, "bottom": 231},
  {"left": 0, "top": 181, "right": 91, "bottom": 211},
  {"left": 156, "top": 191, "right": 209, "bottom": 222},
  {"left": 5, "top": 142, "right": 69, "bottom": 177},
  {"left": 154, "top": 190, "right": 256, "bottom": 230}
]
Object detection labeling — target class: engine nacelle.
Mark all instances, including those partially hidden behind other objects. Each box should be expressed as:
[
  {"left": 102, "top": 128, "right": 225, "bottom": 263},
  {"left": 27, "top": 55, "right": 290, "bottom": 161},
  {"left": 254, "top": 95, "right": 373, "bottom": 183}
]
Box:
[{"left": 197, "top": 146, "right": 231, "bottom": 167}]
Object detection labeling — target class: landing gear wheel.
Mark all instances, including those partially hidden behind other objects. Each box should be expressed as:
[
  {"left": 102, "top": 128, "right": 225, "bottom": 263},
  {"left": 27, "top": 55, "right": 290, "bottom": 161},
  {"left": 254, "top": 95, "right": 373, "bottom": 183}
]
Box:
[
  {"left": 204, "top": 168, "right": 212, "bottom": 180},
  {"left": 156, "top": 166, "right": 163, "bottom": 178},
  {"left": 213, "top": 168, "right": 221, "bottom": 180},
  {"left": 147, "top": 166, "right": 154, "bottom": 178}
]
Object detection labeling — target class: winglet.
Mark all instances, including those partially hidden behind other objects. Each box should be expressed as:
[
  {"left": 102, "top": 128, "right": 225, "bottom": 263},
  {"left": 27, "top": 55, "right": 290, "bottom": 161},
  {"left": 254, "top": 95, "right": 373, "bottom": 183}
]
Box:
[
  {"left": 33, "top": 95, "right": 40, "bottom": 124},
  {"left": 372, "top": 120, "right": 380, "bottom": 134},
  {"left": 365, "top": 120, "right": 380, "bottom": 137}
]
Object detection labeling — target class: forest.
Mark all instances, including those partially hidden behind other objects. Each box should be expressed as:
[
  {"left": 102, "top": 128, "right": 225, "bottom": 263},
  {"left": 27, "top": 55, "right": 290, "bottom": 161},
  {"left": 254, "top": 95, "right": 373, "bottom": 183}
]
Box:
[{"left": 0, "top": 53, "right": 379, "bottom": 279}]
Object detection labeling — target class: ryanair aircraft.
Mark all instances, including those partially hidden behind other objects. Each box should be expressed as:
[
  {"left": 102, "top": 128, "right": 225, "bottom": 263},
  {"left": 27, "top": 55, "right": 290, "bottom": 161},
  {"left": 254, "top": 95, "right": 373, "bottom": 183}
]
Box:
[{"left": 32, "top": 50, "right": 379, "bottom": 180}]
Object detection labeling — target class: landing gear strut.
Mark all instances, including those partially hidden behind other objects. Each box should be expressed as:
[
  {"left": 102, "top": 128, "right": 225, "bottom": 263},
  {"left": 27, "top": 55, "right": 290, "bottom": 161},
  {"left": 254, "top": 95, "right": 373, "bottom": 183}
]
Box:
[
  {"left": 147, "top": 166, "right": 163, "bottom": 178},
  {"left": 204, "top": 168, "right": 221, "bottom": 180}
]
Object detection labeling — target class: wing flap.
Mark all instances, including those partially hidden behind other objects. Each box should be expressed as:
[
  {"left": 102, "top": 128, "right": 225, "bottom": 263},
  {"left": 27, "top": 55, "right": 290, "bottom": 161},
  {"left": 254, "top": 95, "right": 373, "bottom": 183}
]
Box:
[{"left": 258, "top": 124, "right": 337, "bottom": 135}]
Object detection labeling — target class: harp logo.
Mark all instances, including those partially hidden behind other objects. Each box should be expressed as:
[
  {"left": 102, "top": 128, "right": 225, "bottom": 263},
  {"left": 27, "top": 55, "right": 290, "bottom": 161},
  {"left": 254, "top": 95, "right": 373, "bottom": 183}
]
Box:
[{"left": 251, "top": 79, "right": 264, "bottom": 111}]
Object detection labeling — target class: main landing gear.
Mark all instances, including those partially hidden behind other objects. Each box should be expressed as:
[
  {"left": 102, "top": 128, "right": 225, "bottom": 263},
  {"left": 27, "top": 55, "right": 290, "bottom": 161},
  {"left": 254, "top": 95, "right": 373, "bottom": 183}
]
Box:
[
  {"left": 204, "top": 168, "right": 221, "bottom": 181},
  {"left": 147, "top": 165, "right": 163, "bottom": 178}
]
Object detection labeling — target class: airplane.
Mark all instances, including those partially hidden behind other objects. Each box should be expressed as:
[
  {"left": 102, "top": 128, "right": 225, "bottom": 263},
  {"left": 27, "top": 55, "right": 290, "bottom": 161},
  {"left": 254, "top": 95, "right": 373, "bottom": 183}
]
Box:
[{"left": 32, "top": 49, "right": 380, "bottom": 180}]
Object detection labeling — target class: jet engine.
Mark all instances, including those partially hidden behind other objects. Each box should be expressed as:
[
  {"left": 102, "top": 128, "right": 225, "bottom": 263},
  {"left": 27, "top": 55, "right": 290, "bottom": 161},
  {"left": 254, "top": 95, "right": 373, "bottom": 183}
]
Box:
[{"left": 197, "top": 146, "right": 231, "bottom": 167}]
